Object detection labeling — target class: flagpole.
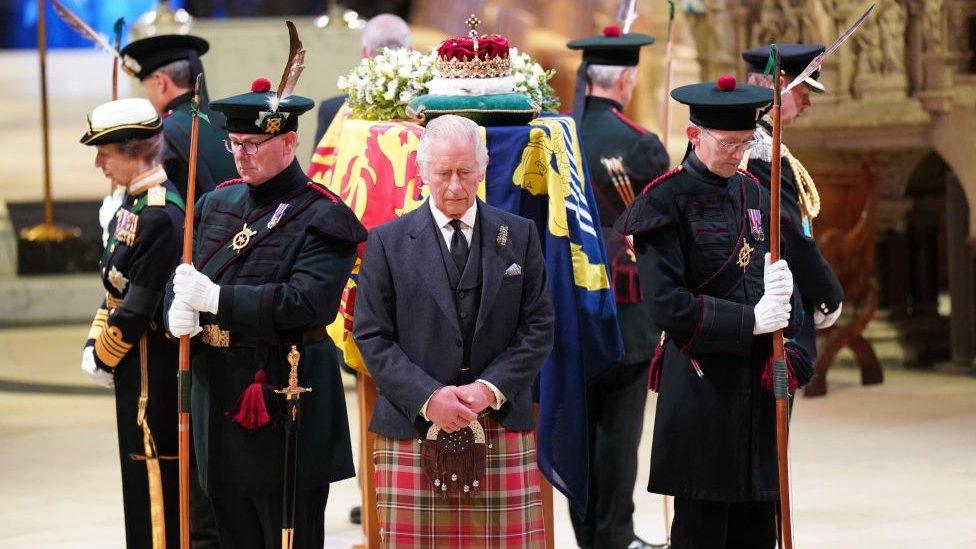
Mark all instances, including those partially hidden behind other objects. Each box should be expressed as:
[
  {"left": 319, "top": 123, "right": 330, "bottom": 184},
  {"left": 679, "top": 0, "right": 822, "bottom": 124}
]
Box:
[{"left": 21, "top": 0, "right": 80, "bottom": 243}]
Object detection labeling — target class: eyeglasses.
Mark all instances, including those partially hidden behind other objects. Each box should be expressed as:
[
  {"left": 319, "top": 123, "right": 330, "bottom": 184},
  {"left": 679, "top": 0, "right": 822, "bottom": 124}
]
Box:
[
  {"left": 698, "top": 127, "right": 759, "bottom": 153},
  {"left": 223, "top": 134, "right": 280, "bottom": 155}
]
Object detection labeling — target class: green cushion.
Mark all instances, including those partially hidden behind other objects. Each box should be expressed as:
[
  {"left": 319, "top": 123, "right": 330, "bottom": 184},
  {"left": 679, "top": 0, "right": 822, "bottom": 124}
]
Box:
[{"left": 407, "top": 93, "right": 540, "bottom": 126}]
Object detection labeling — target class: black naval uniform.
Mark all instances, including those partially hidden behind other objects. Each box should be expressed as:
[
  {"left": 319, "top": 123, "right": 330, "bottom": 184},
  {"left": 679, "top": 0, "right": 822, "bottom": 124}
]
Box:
[
  {"left": 85, "top": 172, "right": 185, "bottom": 548},
  {"left": 748, "top": 121, "right": 843, "bottom": 360},
  {"left": 165, "top": 159, "right": 367, "bottom": 548},
  {"left": 573, "top": 96, "right": 669, "bottom": 549},
  {"left": 161, "top": 92, "right": 239, "bottom": 200},
  {"left": 615, "top": 151, "right": 814, "bottom": 548}
]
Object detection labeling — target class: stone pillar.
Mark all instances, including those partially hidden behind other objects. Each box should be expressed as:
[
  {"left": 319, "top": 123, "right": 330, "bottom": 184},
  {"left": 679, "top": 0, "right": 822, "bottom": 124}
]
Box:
[{"left": 946, "top": 173, "right": 976, "bottom": 365}]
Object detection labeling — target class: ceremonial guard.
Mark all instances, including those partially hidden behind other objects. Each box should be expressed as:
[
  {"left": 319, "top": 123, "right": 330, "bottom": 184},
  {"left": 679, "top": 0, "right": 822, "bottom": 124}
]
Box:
[
  {"left": 615, "top": 77, "right": 816, "bottom": 548},
  {"left": 566, "top": 26, "right": 669, "bottom": 549},
  {"left": 742, "top": 44, "right": 844, "bottom": 357},
  {"left": 165, "top": 77, "right": 367, "bottom": 548},
  {"left": 79, "top": 98, "right": 185, "bottom": 548},
  {"left": 120, "top": 34, "right": 238, "bottom": 199}
]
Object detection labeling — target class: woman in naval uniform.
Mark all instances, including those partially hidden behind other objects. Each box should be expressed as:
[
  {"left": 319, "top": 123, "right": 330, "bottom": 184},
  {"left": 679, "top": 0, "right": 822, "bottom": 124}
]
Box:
[{"left": 79, "top": 97, "right": 185, "bottom": 548}]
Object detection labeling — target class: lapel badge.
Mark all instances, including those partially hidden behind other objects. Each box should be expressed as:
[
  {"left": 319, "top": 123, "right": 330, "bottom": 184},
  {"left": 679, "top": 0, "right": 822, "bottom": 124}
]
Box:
[
  {"left": 230, "top": 223, "right": 258, "bottom": 254},
  {"left": 737, "top": 238, "right": 754, "bottom": 269},
  {"left": 147, "top": 186, "right": 166, "bottom": 207},
  {"left": 268, "top": 203, "right": 289, "bottom": 230},
  {"left": 107, "top": 266, "right": 129, "bottom": 293},
  {"left": 496, "top": 224, "right": 509, "bottom": 246}
]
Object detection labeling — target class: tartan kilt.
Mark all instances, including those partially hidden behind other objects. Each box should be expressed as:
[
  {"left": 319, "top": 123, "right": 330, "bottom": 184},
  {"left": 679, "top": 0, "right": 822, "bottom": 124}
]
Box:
[{"left": 373, "top": 418, "right": 546, "bottom": 548}]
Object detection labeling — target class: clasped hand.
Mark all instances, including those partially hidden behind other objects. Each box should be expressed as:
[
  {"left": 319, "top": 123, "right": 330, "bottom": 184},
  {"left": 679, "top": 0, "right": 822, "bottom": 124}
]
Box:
[{"left": 426, "top": 383, "right": 496, "bottom": 433}]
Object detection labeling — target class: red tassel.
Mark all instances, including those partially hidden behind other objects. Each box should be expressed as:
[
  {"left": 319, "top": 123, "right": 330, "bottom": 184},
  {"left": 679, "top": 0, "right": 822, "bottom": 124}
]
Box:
[
  {"left": 647, "top": 332, "right": 668, "bottom": 392},
  {"left": 230, "top": 369, "right": 274, "bottom": 429},
  {"left": 761, "top": 355, "right": 799, "bottom": 393}
]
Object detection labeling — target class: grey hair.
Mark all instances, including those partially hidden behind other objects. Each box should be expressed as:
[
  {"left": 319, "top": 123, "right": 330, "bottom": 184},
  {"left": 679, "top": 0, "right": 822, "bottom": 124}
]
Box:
[
  {"left": 362, "top": 14, "right": 411, "bottom": 57},
  {"left": 154, "top": 59, "right": 193, "bottom": 89},
  {"left": 117, "top": 133, "right": 164, "bottom": 163},
  {"left": 747, "top": 71, "right": 774, "bottom": 88},
  {"left": 416, "top": 115, "right": 489, "bottom": 175},
  {"left": 586, "top": 64, "right": 635, "bottom": 89}
]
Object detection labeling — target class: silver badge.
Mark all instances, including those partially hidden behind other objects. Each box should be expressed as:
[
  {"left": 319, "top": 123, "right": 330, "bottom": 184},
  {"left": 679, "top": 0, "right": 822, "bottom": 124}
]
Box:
[{"left": 107, "top": 266, "right": 128, "bottom": 293}]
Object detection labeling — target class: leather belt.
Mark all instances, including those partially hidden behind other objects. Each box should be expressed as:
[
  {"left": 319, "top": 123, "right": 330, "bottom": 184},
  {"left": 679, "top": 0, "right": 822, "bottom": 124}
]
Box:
[{"left": 200, "top": 324, "right": 329, "bottom": 349}]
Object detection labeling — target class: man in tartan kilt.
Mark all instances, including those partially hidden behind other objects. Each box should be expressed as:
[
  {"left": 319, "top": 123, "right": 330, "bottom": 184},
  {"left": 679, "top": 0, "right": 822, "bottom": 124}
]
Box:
[{"left": 354, "top": 115, "right": 556, "bottom": 548}]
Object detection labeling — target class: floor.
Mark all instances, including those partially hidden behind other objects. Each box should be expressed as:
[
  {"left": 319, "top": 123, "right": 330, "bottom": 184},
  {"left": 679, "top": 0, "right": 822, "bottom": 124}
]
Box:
[{"left": 0, "top": 324, "right": 974, "bottom": 548}]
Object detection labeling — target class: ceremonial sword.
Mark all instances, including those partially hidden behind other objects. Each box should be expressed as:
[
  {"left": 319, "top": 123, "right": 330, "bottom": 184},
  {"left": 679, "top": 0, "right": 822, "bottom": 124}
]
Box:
[{"left": 276, "top": 345, "right": 312, "bottom": 549}]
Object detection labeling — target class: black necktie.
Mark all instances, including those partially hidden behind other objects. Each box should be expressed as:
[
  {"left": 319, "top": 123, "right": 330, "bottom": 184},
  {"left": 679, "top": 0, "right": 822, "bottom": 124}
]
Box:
[{"left": 448, "top": 219, "right": 469, "bottom": 272}]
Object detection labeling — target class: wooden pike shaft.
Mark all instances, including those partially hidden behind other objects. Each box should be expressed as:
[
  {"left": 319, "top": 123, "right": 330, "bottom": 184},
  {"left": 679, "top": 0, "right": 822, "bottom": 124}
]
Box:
[
  {"left": 769, "top": 51, "right": 794, "bottom": 549},
  {"left": 178, "top": 74, "right": 204, "bottom": 549},
  {"left": 661, "top": 39, "right": 674, "bottom": 151}
]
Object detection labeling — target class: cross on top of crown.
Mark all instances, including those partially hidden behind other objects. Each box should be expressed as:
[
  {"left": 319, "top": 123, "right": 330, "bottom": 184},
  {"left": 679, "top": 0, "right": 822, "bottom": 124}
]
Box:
[{"left": 466, "top": 14, "right": 481, "bottom": 38}]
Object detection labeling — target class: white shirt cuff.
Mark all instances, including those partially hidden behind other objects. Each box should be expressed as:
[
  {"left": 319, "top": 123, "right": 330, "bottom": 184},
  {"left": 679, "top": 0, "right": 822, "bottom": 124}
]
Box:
[
  {"left": 476, "top": 379, "right": 506, "bottom": 409},
  {"left": 419, "top": 389, "right": 437, "bottom": 421}
]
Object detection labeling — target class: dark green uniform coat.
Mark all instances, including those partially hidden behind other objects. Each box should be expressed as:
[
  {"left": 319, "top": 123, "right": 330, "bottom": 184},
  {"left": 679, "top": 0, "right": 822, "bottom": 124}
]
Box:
[
  {"left": 86, "top": 177, "right": 184, "bottom": 548},
  {"left": 580, "top": 96, "right": 670, "bottom": 364},
  {"left": 165, "top": 160, "right": 366, "bottom": 498},
  {"left": 615, "top": 152, "right": 812, "bottom": 502},
  {"left": 161, "top": 92, "right": 239, "bottom": 200}
]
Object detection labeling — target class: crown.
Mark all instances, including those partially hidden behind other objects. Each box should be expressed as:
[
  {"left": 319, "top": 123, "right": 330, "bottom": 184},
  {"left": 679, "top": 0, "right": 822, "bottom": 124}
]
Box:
[{"left": 434, "top": 15, "right": 512, "bottom": 79}]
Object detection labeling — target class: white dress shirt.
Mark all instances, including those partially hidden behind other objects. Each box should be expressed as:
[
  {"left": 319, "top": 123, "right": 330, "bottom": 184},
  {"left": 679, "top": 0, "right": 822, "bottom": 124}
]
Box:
[{"left": 421, "top": 199, "right": 506, "bottom": 421}]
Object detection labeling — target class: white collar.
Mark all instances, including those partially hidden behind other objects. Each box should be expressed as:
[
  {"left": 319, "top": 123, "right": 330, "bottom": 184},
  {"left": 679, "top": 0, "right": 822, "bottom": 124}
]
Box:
[
  {"left": 127, "top": 166, "right": 168, "bottom": 196},
  {"left": 429, "top": 199, "right": 478, "bottom": 230}
]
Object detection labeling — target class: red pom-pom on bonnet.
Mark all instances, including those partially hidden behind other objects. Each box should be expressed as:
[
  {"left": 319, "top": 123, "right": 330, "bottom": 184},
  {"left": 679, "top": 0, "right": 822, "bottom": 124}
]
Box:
[
  {"left": 716, "top": 74, "right": 737, "bottom": 92},
  {"left": 251, "top": 77, "right": 272, "bottom": 93},
  {"left": 603, "top": 25, "right": 622, "bottom": 37}
]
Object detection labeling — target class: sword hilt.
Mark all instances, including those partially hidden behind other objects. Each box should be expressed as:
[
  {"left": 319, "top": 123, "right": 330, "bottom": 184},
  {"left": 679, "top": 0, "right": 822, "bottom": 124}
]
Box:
[{"left": 276, "top": 345, "right": 312, "bottom": 401}]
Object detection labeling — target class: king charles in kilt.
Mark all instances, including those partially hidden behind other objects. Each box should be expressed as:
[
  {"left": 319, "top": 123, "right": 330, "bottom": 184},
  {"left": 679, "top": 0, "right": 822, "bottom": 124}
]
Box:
[
  {"left": 164, "top": 77, "right": 367, "bottom": 548},
  {"left": 353, "top": 115, "right": 555, "bottom": 548},
  {"left": 615, "top": 77, "right": 817, "bottom": 548},
  {"left": 79, "top": 98, "right": 185, "bottom": 548}
]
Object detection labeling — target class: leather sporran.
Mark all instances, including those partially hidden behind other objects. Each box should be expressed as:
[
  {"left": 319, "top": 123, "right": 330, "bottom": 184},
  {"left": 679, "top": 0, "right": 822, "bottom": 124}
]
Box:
[{"left": 420, "top": 420, "right": 488, "bottom": 497}]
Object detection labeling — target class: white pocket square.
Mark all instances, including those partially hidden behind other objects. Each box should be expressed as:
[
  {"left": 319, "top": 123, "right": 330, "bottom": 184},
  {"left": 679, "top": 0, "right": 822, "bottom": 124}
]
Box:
[{"left": 504, "top": 263, "right": 522, "bottom": 277}]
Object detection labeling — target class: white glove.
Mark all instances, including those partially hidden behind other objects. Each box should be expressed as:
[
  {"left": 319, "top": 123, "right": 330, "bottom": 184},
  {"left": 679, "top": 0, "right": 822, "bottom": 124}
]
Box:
[
  {"left": 168, "top": 298, "right": 203, "bottom": 337},
  {"left": 99, "top": 187, "right": 125, "bottom": 246},
  {"left": 81, "top": 346, "right": 114, "bottom": 389},
  {"left": 814, "top": 302, "right": 842, "bottom": 329},
  {"left": 173, "top": 263, "right": 220, "bottom": 314},
  {"left": 762, "top": 253, "right": 793, "bottom": 303},
  {"left": 753, "top": 294, "right": 791, "bottom": 335}
]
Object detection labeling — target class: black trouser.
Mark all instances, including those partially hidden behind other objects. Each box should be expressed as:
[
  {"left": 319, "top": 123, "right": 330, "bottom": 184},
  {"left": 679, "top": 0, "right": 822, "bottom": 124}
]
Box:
[
  {"left": 190, "top": 464, "right": 220, "bottom": 548},
  {"left": 211, "top": 487, "right": 329, "bottom": 549},
  {"left": 671, "top": 498, "right": 777, "bottom": 549},
  {"left": 571, "top": 361, "right": 649, "bottom": 549}
]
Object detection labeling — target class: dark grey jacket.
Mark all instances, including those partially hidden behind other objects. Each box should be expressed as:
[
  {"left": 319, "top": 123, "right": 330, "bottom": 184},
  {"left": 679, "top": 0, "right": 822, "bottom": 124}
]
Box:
[{"left": 353, "top": 200, "right": 555, "bottom": 439}]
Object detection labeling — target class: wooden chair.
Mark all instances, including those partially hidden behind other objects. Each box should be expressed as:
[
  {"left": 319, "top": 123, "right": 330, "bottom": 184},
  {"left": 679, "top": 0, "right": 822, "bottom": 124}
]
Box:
[{"left": 804, "top": 152, "right": 884, "bottom": 397}]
